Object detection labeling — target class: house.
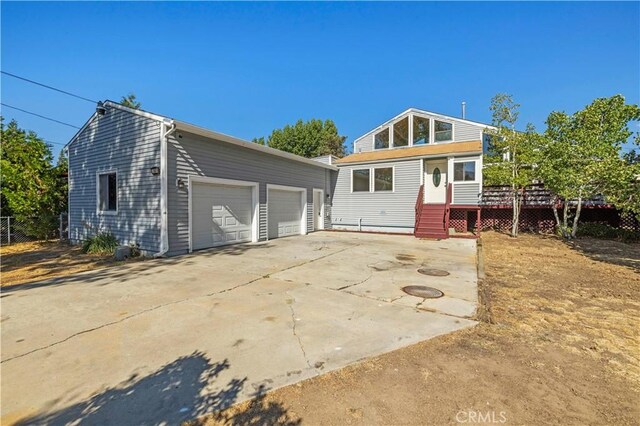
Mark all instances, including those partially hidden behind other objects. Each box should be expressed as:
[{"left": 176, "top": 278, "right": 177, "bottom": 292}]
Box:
[
  {"left": 331, "top": 108, "right": 494, "bottom": 238},
  {"left": 67, "top": 103, "right": 492, "bottom": 257},
  {"left": 67, "top": 101, "right": 337, "bottom": 256}
]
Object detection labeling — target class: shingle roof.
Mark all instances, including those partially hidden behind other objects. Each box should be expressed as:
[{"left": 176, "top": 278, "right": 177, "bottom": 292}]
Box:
[{"left": 336, "top": 140, "right": 482, "bottom": 164}]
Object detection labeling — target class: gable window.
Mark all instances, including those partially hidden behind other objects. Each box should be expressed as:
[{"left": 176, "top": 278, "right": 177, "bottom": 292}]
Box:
[
  {"left": 393, "top": 117, "right": 409, "bottom": 147},
  {"left": 374, "top": 167, "right": 393, "bottom": 191},
  {"left": 454, "top": 161, "right": 476, "bottom": 182},
  {"left": 413, "top": 116, "right": 430, "bottom": 145},
  {"left": 352, "top": 169, "right": 370, "bottom": 192},
  {"left": 374, "top": 128, "right": 390, "bottom": 150},
  {"left": 98, "top": 172, "right": 118, "bottom": 212},
  {"left": 434, "top": 120, "right": 453, "bottom": 142}
]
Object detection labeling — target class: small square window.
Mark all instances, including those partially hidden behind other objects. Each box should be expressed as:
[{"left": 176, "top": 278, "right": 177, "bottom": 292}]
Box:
[
  {"left": 98, "top": 172, "right": 118, "bottom": 211},
  {"left": 454, "top": 162, "right": 476, "bottom": 182},
  {"left": 352, "top": 169, "right": 370, "bottom": 192},
  {"left": 434, "top": 120, "right": 453, "bottom": 142},
  {"left": 374, "top": 168, "right": 393, "bottom": 191},
  {"left": 374, "top": 128, "right": 390, "bottom": 150}
]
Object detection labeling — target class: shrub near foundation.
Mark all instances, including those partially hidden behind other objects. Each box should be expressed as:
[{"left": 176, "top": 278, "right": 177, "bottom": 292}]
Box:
[{"left": 82, "top": 233, "right": 119, "bottom": 255}]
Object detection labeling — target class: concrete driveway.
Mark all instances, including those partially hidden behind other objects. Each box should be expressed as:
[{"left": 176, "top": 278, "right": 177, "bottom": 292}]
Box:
[{"left": 1, "top": 232, "right": 477, "bottom": 425}]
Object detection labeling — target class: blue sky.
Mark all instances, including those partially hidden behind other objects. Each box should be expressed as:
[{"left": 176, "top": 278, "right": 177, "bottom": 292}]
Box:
[{"left": 2, "top": 2, "right": 639, "bottom": 156}]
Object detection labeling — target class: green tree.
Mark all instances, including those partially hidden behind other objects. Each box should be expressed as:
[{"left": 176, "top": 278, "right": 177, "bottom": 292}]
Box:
[
  {"left": 120, "top": 93, "right": 141, "bottom": 109},
  {"left": 484, "top": 94, "right": 541, "bottom": 237},
  {"left": 0, "top": 118, "right": 67, "bottom": 239},
  {"left": 540, "top": 95, "right": 640, "bottom": 238},
  {"left": 254, "top": 119, "right": 346, "bottom": 158}
]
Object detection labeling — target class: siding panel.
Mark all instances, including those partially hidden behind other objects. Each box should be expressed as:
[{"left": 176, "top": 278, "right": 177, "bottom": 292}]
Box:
[
  {"left": 332, "top": 160, "right": 421, "bottom": 232},
  {"left": 453, "top": 183, "right": 481, "bottom": 205},
  {"left": 68, "top": 108, "right": 162, "bottom": 253}
]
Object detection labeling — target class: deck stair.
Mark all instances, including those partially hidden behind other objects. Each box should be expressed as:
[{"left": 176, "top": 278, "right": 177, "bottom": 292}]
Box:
[{"left": 414, "top": 184, "right": 451, "bottom": 239}]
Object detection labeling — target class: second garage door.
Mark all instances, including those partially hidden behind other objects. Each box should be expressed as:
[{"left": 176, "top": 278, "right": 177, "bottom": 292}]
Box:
[
  {"left": 191, "top": 182, "right": 253, "bottom": 250},
  {"left": 268, "top": 188, "right": 304, "bottom": 239}
]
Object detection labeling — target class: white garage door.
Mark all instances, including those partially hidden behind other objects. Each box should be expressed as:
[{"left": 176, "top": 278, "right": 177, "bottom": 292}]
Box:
[
  {"left": 268, "top": 189, "right": 303, "bottom": 239},
  {"left": 191, "top": 182, "right": 253, "bottom": 250}
]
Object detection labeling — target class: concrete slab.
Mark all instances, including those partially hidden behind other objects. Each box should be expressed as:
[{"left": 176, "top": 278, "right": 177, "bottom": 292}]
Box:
[{"left": 1, "top": 232, "right": 477, "bottom": 425}]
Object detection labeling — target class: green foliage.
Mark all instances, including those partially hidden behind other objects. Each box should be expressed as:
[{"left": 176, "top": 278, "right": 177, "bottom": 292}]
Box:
[
  {"left": 120, "top": 93, "right": 141, "bottom": 109},
  {"left": 0, "top": 118, "right": 68, "bottom": 239},
  {"left": 540, "top": 95, "right": 640, "bottom": 237},
  {"left": 575, "top": 223, "right": 639, "bottom": 242},
  {"left": 254, "top": 119, "right": 346, "bottom": 158},
  {"left": 483, "top": 94, "right": 541, "bottom": 237},
  {"left": 82, "top": 232, "right": 119, "bottom": 255}
]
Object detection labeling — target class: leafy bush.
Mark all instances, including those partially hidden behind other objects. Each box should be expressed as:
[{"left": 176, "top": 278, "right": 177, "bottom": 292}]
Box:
[
  {"left": 576, "top": 223, "right": 639, "bottom": 242},
  {"left": 82, "top": 232, "right": 119, "bottom": 255}
]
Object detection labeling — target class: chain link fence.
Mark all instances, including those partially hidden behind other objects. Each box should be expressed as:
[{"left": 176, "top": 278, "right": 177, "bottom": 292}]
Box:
[{"left": 0, "top": 213, "right": 68, "bottom": 246}]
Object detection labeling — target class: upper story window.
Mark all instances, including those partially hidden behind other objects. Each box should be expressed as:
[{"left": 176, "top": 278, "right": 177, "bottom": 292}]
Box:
[
  {"left": 434, "top": 120, "right": 453, "bottom": 142},
  {"left": 98, "top": 171, "right": 118, "bottom": 212},
  {"left": 352, "top": 169, "right": 370, "bottom": 192},
  {"left": 453, "top": 161, "right": 476, "bottom": 182},
  {"left": 374, "top": 128, "right": 390, "bottom": 150},
  {"left": 393, "top": 117, "right": 409, "bottom": 147},
  {"left": 413, "top": 116, "right": 430, "bottom": 145}
]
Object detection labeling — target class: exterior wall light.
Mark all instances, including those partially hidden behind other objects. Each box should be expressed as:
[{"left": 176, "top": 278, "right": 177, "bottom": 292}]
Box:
[
  {"left": 150, "top": 166, "right": 160, "bottom": 176},
  {"left": 176, "top": 178, "right": 186, "bottom": 189},
  {"left": 96, "top": 101, "right": 107, "bottom": 116}
]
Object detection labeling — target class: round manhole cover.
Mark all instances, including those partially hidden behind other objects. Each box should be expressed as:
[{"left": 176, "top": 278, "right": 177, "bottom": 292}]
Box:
[
  {"left": 402, "top": 286, "right": 444, "bottom": 299},
  {"left": 417, "top": 268, "right": 450, "bottom": 277}
]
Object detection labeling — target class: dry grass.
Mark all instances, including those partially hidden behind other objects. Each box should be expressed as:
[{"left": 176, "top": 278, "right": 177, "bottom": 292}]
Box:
[
  {"left": 0, "top": 240, "right": 130, "bottom": 287},
  {"left": 194, "top": 231, "right": 640, "bottom": 425}
]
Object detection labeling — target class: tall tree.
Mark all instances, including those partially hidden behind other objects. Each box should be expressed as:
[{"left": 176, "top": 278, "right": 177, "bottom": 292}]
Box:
[
  {"left": 120, "top": 93, "right": 141, "bottom": 109},
  {"left": 254, "top": 119, "right": 346, "bottom": 158},
  {"left": 540, "top": 95, "right": 640, "bottom": 238},
  {"left": 0, "top": 118, "right": 67, "bottom": 239},
  {"left": 484, "top": 94, "right": 540, "bottom": 237}
]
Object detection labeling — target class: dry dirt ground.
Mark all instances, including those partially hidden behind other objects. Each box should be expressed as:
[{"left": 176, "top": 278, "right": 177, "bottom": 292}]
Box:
[
  {"left": 193, "top": 231, "right": 640, "bottom": 426},
  {"left": 0, "top": 241, "right": 130, "bottom": 287}
]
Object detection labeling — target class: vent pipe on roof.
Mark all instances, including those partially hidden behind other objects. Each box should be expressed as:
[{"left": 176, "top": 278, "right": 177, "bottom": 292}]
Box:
[{"left": 461, "top": 101, "right": 466, "bottom": 119}]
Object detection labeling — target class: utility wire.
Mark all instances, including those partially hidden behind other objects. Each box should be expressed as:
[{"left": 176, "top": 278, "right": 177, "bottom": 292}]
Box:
[
  {"left": 1, "top": 103, "right": 81, "bottom": 129},
  {"left": 1, "top": 71, "right": 97, "bottom": 104}
]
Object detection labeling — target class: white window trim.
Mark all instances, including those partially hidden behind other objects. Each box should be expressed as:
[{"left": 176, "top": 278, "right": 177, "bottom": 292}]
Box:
[
  {"left": 266, "top": 183, "right": 308, "bottom": 239},
  {"left": 452, "top": 157, "right": 481, "bottom": 184},
  {"left": 96, "top": 169, "right": 118, "bottom": 215},
  {"left": 373, "top": 166, "right": 395, "bottom": 193},
  {"left": 351, "top": 168, "right": 371, "bottom": 193},
  {"left": 433, "top": 119, "right": 455, "bottom": 144},
  {"left": 187, "top": 175, "right": 260, "bottom": 253},
  {"left": 312, "top": 188, "right": 325, "bottom": 231},
  {"left": 391, "top": 117, "right": 409, "bottom": 149}
]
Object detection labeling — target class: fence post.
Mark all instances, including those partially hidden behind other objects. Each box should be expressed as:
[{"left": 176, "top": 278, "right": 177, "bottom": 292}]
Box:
[{"left": 7, "top": 216, "right": 10, "bottom": 245}]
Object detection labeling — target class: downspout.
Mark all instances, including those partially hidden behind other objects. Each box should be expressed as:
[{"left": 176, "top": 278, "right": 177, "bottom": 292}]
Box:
[{"left": 154, "top": 119, "right": 176, "bottom": 258}]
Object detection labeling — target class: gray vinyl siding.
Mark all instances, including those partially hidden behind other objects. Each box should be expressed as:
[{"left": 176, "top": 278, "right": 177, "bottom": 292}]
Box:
[
  {"left": 332, "top": 160, "right": 421, "bottom": 232},
  {"left": 453, "top": 183, "right": 481, "bottom": 205},
  {"left": 354, "top": 134, "right": 373, "bottom": 153},
  {"left": 166, "top": 131, "right": 335, "bottom": 255},
  {"left": 311, "top": 155, "right": 337, "bottom": 165},
  {"left": 68, "top": 108, "right": 162, "bottom": 254},
  {"left": 454, "top": 121, "right": 483, "bottom": 141}
]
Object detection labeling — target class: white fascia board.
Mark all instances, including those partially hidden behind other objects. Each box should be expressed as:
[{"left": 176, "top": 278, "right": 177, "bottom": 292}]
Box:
[
  {"left": 352, "top": 107, "right": 496, "bottom": 144},
  {"left": 174, "top": 120, "right": 338, "bottom": 171}
]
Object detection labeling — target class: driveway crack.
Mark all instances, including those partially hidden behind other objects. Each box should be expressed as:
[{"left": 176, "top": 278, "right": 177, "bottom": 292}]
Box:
[
  {"left": 2, "top": 273, "right": 267, "bottom": 364},
  {"left": 336, "top": 270, "right": 373, "bottom": 291},
  {"left": 287, "top": 297, "right": 312, "bottom": 370}
]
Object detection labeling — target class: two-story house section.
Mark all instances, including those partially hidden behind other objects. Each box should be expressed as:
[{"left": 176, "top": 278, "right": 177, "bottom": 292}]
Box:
[{"left": 331, "top": 108, "right": 494, "bottom": 238}]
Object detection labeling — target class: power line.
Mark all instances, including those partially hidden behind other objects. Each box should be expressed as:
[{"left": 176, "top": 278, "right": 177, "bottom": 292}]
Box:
[
  {"left": 1, "top": 103, "right": 81, "bottom": 129},
  {"left": 1, "top": 71, "right": 97, "bottom": 104}
]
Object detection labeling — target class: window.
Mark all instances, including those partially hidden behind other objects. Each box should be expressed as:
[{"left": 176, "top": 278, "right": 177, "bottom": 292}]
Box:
[
  {"left": 374, "top": 128, "right": 390, "bottom": 150},
  {"left": 393, "top": 117, "right": 408, "bottom": 147},
  {"left": 413, "top": 116, "right": 430, "bottom": 145},
  {"left": 98, "top": 172, "right": 118, "bottom": 212},
  {"left": 374, "top": 168, "right": 393, "bottom": 191},
  {"left": 454, "top": 161, "right": 476, "bottom": 182},
  {"left": 434, "top": 120, "right": 453, "bottom": 142},
  {"left": 352, "top": 169, "right": 370, "bottom": 192}
]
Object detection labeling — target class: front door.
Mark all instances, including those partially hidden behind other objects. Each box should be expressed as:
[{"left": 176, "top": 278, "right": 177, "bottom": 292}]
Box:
[{"left": 424, "top": 160, "right": 448, "bottom": 204}]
